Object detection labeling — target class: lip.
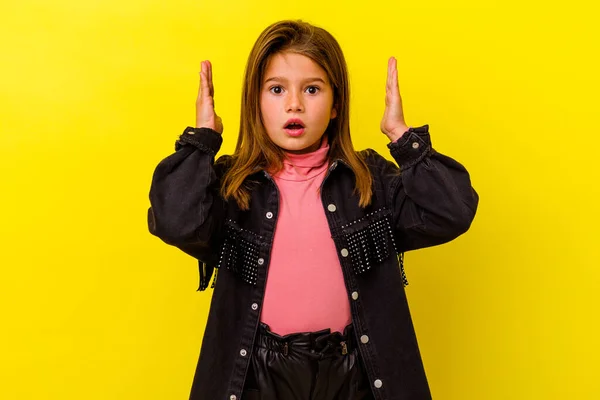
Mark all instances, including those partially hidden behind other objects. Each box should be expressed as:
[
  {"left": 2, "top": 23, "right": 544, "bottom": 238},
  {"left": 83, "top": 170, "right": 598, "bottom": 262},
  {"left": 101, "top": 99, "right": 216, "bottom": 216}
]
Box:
[
  {"left": 284, "top": 127, "right": 305, "bottom": 137},
  {"left": 283, "top": 118, "right": 305, "bottom": 128}
]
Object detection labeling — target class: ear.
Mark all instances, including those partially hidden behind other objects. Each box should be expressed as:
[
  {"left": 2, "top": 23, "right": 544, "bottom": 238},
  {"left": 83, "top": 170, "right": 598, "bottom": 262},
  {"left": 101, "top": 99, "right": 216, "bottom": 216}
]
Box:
[{"left": 330, "top": 105, "right": 337, "bottom": 119}]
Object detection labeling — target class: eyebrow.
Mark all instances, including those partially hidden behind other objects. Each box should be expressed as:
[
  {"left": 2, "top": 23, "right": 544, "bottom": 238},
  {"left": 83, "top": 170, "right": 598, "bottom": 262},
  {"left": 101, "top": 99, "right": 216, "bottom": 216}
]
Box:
[{"left": 263, "top": 76, "right": 327, "bottom": 84}]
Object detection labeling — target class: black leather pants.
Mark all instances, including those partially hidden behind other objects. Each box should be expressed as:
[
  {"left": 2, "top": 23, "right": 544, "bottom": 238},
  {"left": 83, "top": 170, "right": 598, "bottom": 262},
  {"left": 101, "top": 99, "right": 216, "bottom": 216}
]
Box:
[{"left": 242, "top": 322, "right": 375, "bottom": 400}]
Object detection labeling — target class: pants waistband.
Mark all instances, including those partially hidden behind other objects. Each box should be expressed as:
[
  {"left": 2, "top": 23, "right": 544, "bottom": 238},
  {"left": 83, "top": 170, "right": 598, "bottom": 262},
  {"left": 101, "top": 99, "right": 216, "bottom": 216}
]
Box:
[{"left": 256, "top": 322, "right": 356, "bottom": 357}]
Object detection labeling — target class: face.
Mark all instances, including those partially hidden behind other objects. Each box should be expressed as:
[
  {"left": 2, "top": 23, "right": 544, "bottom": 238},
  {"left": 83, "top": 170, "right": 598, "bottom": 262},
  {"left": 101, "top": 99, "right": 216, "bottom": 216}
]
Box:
[{"left": 260, "top": 52, "right": 337, "bottom": 154}]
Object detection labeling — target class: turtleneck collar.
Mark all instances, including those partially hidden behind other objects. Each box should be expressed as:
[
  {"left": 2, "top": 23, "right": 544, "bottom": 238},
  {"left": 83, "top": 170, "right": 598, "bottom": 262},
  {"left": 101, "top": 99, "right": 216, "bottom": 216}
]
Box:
[{"left": 274, "top": 135, "right": 330, "bottom": 182}]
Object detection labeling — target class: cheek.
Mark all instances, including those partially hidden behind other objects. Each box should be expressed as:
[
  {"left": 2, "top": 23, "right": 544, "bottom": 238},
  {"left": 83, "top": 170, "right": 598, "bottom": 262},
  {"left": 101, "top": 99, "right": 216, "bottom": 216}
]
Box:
[
  {"left": 260, "top": 97, "right": 277, "bottom": 124},
  {"left": 317, "top": 98, "right": 335, "bottom": 121}
]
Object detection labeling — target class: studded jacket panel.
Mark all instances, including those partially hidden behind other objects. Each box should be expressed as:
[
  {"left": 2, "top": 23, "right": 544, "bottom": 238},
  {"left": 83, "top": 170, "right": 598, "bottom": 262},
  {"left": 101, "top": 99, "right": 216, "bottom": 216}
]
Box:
[{"left": 148, "top": 125, "right": 479, "bottom": 400}]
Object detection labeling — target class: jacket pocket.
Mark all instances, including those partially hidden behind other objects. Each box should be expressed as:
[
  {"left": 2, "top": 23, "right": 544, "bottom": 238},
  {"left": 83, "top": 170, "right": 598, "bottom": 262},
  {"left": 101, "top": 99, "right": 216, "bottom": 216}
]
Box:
[
  {"left": 217, "top": 219, "right": 265, "bottom": 286},
  {"left": 341, "top": 207, "right": 408, "bottom": 286}
]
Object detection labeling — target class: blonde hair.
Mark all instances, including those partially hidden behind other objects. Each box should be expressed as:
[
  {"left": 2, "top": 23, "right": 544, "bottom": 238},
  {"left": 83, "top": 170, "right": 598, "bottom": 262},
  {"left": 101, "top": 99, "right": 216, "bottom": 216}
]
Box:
[{"left": 221, "top": 20, "right": 373, "bottom": 210}]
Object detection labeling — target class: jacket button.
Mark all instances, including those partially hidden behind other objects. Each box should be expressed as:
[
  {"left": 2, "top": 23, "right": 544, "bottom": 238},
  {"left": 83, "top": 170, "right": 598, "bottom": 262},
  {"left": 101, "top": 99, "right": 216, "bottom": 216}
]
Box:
[
  {"left": 327, "top": 204, "right": 337, "bottom": 212},
  {"left": 251, "top": 303, "right": 259, "bottom": 310},
  {"left": 360, "top": 335, "right": 369, "bottom": 344},
  {"left": 230, "top": 395, "right": 237, "bottom": 400},
  {"left": 351, "top": 291, "right": 359, "bottom": 300},
  {"left": 340, "top": 248, "right": 349, "bottom": 257},
  {"left": 266, "top": 212, "right": 273, "bottom": 219},
  {"left": 258, "top": 258, "right": 264, "bottom": 265},
  {"left": 374, "top": 379, "right": 383, "bottom": 388},
  {"left": 240, "top": 349, "right": 247, "bottom": 357},
  {"left": 412, "top": 142, "right": 420, "bottom": 149}
]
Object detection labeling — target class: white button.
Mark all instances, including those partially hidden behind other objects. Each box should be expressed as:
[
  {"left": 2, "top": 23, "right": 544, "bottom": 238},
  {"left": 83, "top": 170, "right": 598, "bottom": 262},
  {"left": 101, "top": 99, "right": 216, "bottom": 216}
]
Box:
[
  {"left": 340, "top": 248, "right": 349, "bottom": 257},
  {"left": 258, "top": 258, "right": 264, "bottom": 265},
  {"left": 327, "top": 204, "right": 337, "bottom": 212},
  {"left": 266, "top": 212, "right": 273, "bottom": 219},
  {"left": 230, "top": 395, "right": 237, "bottom": 400},
  {"left": 251, "top": 303, "right": 259, "bottom": 310},
  {"left": 374, "top": 379, "right": 383, "bottom": 388},
  {"left": 240, "top": 349, "right": 247, "bottom": 357},
  {"left": 360, "top": 335, "right": 369, "bottom": 344},
  {"left": 351, "top": 291, "right": 359, "bottom": 300},
  {"left": 412, "top": 142, "right": 420, "bottom": 149}
]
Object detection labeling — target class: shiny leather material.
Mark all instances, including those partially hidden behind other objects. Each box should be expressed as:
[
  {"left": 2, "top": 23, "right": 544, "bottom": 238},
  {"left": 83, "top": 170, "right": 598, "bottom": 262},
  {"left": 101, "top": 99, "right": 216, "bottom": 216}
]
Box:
[{"left": 243, "top": 323, "right": 374, "bottom": 400}]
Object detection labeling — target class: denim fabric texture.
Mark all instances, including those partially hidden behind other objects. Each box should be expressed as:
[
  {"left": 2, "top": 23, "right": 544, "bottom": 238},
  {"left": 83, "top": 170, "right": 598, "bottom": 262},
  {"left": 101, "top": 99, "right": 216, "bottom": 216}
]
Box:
[{"left": 148, "top": 125, "right": 479, "bottom": 400}]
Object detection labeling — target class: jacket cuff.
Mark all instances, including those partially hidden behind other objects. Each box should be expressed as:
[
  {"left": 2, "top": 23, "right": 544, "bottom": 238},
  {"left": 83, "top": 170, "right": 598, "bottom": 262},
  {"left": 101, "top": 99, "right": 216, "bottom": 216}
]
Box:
[
  {"left": 387, "top": 125, "right": 432, "bottom": 169},
  {"left": 175, "top": 127, "right": 223, "bottom": 155}
]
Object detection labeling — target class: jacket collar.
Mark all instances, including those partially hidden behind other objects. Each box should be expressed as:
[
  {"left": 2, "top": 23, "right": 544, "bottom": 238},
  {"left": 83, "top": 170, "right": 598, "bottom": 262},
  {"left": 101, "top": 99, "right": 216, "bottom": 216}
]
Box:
[{"left": 250, "top": 158, "right": 350, "bottom": 180}]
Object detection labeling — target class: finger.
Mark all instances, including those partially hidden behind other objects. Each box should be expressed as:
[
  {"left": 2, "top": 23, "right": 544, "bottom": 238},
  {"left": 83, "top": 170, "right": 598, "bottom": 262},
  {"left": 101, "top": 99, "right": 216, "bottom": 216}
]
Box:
[
  {"left": 197, "top": 61, "right": 205, "bottom": 100},
  {"left": 201, "top": 62, "right": 211, "bottom": 102},
  {"left": 385, "top": 57, "right": 395, "bottom": 106},
  {"left": 207, "top": 61, "right": 215, "bottom": 107},
  {"left": 393, "top": 57, "right": 402, "bottom": 99},
  {"left": 207, "top": 60, "right": 214, "bottom": 98},
  {"left": 386, "top": 58, "right": 392, "bottom": 91},
  {"left": 391, "top": 57, "right": 398, "bottom": 94}
]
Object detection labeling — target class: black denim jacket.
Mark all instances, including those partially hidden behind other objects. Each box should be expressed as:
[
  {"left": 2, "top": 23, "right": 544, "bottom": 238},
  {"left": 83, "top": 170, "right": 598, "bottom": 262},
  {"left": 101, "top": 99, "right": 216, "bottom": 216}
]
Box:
[{"left": 148, "top": 125, "right": 479, "bottom": 400}]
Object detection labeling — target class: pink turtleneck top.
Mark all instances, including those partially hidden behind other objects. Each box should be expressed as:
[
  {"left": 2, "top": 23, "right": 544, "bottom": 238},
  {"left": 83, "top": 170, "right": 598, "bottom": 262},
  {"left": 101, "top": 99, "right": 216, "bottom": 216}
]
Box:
[{"left": 260, "top": 136, "right": 352, "bottom": 335}]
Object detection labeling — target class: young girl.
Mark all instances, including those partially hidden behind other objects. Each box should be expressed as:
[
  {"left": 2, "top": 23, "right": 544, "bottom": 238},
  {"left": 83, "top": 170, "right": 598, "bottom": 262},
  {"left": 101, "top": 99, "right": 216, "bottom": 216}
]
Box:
[{"left": 148, "top": 20, "right": 478, "bottom": 400}]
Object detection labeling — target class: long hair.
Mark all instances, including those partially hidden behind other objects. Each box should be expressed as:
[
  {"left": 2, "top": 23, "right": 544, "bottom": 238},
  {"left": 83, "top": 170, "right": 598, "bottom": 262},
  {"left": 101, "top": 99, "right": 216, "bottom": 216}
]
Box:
[{"left": 221, "top": 20, "right": 373, "bottom": 210}]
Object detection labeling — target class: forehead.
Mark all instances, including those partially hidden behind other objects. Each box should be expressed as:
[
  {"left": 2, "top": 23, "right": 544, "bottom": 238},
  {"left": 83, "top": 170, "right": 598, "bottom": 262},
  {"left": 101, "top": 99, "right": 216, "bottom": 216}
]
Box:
[{"left": 263, "top": 52, "right": 328, "bottom": 82}]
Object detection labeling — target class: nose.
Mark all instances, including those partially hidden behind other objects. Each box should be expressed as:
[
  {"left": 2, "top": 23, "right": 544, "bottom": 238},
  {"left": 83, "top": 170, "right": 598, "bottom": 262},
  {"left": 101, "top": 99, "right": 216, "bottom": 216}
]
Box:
[{"left": 285, "top": 90, "right": 304, "bottom": 112}]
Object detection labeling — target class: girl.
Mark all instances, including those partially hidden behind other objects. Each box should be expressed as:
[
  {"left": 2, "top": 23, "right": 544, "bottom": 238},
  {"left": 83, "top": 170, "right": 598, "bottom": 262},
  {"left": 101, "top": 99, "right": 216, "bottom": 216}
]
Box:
[{"left": 148, "top": 20, "right": 478, "bottom": 400}]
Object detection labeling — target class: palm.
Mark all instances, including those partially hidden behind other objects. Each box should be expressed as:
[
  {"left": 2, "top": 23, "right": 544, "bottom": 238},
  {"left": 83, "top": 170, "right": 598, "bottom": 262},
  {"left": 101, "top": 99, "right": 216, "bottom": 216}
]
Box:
[
  {"left": 380, "top": 57, "right": 408, "bottom": 141},
  {"left": 196, "top": 60, "right": 223, "bottom": 134}
]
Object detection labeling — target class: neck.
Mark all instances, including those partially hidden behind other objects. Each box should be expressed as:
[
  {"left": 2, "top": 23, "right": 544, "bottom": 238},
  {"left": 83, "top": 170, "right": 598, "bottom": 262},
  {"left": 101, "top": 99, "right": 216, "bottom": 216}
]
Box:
[{"left": 273, "top": 135, "right": 330, "bottom": 181}]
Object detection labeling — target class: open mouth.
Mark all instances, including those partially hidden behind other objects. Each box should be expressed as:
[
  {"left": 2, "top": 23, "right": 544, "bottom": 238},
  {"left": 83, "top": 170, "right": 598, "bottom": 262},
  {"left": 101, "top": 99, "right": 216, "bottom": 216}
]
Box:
[
  {"left": 284, "top": 119, "right": 305, "bottom": 136},
  {"left": 285, "top": 123, "right": 304, "bottom": 131}
]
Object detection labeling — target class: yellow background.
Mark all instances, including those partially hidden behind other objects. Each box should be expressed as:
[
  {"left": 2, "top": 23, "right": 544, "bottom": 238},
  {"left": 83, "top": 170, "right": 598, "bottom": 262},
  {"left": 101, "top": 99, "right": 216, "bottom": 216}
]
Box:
[{"left": 1, "top": 0, "right": 598, "bottom": 399}]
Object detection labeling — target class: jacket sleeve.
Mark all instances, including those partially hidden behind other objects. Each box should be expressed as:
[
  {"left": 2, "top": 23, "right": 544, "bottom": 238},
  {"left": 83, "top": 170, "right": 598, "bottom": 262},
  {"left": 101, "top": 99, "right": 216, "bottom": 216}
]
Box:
[
  {"left": 373, "top": 125, "right": 479, "bottom": 252},
  {"left": 147, "top": 127, "right": 227, "bottom": 270}
]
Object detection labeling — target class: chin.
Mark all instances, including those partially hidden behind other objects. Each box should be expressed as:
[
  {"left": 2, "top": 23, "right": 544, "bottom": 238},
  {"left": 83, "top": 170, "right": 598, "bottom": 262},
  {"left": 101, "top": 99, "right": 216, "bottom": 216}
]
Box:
[
  {"left": 269, "top": 132, "right": 323, "bottom": 153},
  {"left": 276, "top": 138, "right": 304, "bottom": 149}
]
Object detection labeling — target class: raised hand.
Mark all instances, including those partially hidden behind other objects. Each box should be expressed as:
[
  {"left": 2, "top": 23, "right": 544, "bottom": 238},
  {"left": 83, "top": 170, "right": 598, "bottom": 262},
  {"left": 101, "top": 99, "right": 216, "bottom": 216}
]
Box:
[
  {"left": 196, "top": 60, "right": 223, "bottom": 134},
  {"left": 380, "top": 57, "right": 409, "bottom": 141}
]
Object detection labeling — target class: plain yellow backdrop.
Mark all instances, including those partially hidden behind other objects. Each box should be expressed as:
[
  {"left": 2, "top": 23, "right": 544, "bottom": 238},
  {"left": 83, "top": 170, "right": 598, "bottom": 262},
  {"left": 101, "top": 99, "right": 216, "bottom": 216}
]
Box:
[{"left": 1, "top": 0, "right": 598, "bottom": 399}]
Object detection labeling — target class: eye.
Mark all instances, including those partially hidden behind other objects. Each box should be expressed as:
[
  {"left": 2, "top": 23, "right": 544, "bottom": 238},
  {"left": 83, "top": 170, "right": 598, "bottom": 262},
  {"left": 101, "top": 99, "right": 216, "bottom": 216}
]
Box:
[
  {"left": 269, "top": 86, "right": 284, "bottom": 94},
  {"left": 306, "top": 86, "right": 320, "bottom": 95}
]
